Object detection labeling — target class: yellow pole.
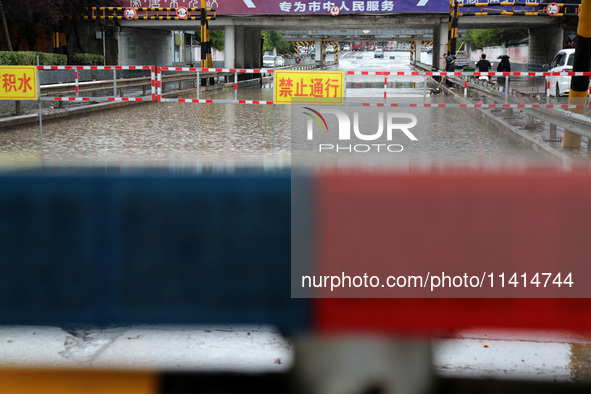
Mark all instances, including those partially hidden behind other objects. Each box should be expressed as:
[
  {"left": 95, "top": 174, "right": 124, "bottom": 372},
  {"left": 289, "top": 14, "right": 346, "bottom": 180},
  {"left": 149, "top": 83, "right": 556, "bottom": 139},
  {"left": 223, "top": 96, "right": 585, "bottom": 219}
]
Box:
[
  {"left": 563, "top": 0, "right": 591, "bottom": 148},
  {"left": 200, "top": 0, "right": 206, "bottom": 68}
]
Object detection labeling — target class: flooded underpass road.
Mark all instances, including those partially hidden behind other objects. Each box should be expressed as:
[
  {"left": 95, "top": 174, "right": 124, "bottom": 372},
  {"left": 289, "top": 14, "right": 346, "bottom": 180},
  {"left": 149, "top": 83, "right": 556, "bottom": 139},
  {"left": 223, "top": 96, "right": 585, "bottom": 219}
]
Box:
[
  {"left": 0, "top": 50, "right": 587, "bottom": 387},
  {"left": 0, "top": 50, "right": 545, "bottom": 165}
]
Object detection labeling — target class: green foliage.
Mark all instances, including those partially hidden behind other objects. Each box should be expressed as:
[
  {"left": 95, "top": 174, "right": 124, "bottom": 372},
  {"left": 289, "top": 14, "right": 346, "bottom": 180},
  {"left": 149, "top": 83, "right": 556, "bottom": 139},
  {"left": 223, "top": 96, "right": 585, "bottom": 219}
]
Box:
[
  {"left": 209, "top": 30, "right": 224, "bottom": 51},
  {"left": 262, "top": 30, "right": 290, "bottom": 54},
  {"left": 194, "top": 30, "right": 224, "bottom": 51},
  {"left": 39, "top": 52, "right": 68, "bottom": 65},
  {"left": 71, "top": 53, "right": 105, "bottom": 65},
  {"left": 0, "top": 51, "right": 67, "bottom": 65},
  {"left": 463, "top": 29, "right": 502, "bottom": 50},
  {"left": 462, "top": 29, "right": 529, "bottom": 50}
]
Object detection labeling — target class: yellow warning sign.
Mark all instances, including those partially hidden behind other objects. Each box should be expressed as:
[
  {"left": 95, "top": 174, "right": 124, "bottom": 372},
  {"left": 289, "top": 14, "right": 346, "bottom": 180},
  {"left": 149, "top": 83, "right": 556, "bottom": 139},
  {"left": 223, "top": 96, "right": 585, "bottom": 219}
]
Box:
[
  {"left": 0, "top": 66, "right": 37, "bottom": 100},
  {"left": 274, "top": 70, "right": 344, "bottom": 105}
]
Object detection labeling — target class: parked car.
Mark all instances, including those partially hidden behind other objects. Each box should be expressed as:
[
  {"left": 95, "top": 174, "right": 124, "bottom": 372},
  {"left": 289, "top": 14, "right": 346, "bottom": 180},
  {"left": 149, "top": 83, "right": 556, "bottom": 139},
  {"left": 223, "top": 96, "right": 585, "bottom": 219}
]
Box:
[
  {"left": 544, "top": 48, "right": 582, "bottom": 97},
  {"left": 454, "top": 50, "right": 469, "bottom": 69},
  {"left": 343, "top": 45, "right": 351, "bottom": 51},
  {"left": 263, "top": 55, "right": 275, "bottom": 68},
  {"left": 275, "top": 55, "right": 285, "bottom": 67},
  {"left": 374, "top": 48, "right": 384, "bottom": 58}
]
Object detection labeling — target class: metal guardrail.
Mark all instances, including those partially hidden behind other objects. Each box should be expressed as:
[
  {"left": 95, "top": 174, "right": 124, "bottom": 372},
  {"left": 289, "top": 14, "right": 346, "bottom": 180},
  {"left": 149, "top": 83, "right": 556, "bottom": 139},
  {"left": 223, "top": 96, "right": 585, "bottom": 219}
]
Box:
[
  {"left": 413, "top": 62, "right": 591, "bottom": 141},
  {"left": 38, "top": 70, "right": 236, "bottom": 100},
  {"left": 463, "top": 79, "right": 591, "bottom": 139}
]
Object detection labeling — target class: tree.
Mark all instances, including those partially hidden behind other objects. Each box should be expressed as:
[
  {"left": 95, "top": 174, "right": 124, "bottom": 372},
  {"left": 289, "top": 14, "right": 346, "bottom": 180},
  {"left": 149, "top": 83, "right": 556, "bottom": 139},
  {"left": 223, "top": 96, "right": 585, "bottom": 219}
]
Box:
[
  {"left": 195, "top": 29, "right": 224, "bottom": 51},
  {"left": 462, "top": 28, "right": 529, "bottom": 50},
  {"left": 462, "top": 29, "right": 502, "bottom": 50},
  {"left": 0, "top": 0, "right": 11, "bottom": 51},
  {"left": 262, "top": 30, "right": 290, "bottom": 54},
  {"left": 1, "top": 0, "right": 117, "bottom": 50}
]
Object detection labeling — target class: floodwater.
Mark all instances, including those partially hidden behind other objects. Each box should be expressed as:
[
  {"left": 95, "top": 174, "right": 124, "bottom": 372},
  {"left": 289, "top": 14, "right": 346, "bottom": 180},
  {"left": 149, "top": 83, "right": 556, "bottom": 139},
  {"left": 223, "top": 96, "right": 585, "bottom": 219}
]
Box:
[
  {"left": 0, "top": 50, "right": 544, "bottom": 166},
  {"left": 0, "top": 51, "right": 587, "bottom": 383}
]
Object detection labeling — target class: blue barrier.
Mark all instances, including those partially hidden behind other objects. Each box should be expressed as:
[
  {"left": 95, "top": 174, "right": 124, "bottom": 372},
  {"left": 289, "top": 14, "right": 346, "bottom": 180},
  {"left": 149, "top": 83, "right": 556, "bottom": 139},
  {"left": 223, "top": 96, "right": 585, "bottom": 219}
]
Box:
[{"left": 0, "top": 170, "right": 308, "bottom": 330}]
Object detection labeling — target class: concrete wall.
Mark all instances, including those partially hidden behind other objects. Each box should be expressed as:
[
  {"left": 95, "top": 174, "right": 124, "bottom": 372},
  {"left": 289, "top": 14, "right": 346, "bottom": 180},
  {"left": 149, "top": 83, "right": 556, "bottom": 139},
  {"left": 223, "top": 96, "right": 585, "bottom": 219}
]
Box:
[
  {"left": 469, "top": 45, "right": 529, "bottom": 72},
  {"left": 66, "top": 22, "right": 118, "bottom": 65},
  {"left": 118, "top": 28, "right": 173, "bottom": 66},
  {"left": 528, "top": 25, "right": 563, "bottom": 71}
]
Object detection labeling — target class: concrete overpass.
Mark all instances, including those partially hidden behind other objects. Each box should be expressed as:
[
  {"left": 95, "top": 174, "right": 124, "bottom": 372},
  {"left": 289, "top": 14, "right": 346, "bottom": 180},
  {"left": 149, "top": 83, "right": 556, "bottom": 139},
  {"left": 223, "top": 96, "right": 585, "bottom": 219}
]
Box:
[{"left": 110, "top": 0, "right": 569, "bottom": 70}]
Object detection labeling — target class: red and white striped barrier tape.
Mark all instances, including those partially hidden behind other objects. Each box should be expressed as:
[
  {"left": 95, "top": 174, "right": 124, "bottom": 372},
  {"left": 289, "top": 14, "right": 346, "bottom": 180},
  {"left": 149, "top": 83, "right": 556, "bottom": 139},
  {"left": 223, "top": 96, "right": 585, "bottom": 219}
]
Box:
[
  {"left": 344, "top": 70, "right": 591, "bottom": 77},
  {"left": 37, "top": 65, "right": 153, "bottom": 70},
  {"left": 347, "top": 71, "right": 422, "bottom": 76},
  {"left": 42, "top": 96, "right": 145, "bottom": 102},
  {"left": 35, "top": 66, "right": 591, "bottom": 77},
  {"left": 157, "top": 67, "right": 162, "bottom": 102},
  {"left": 159, "top": 98, "right": 274, "bottom": 105},
  {"left": 353, "top": 103, "right": 591, "bottom": 109},
  {"left": 159, "top": 67, "right": 275, "bottom": 73}
]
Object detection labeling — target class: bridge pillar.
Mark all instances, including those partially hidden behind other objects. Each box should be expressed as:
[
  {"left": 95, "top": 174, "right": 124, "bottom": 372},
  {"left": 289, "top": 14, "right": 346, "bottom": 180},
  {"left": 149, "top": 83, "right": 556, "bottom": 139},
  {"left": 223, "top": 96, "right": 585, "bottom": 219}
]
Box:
[
  {"left": 315, "top": 40, "right": 323, "bottom": 65},
  {"left": 224, "top": 25, "right": 235, "bottom": 69},
  {"left": 250, "top": 29, "right": 262, "bottom": 69},
  {"left": 434, "top": 22, "right": 448, "bottom": 70},
  {"left": 235, "top": 27, "right": 245, "bottom": 68},
  {"left": 528, "top": 25, "right": 563, "bottom": 71},
  {"left": 235, "top": 27, "right": 261, "bottom": 69},
  {"left": 413, "top": 40, "right": 421, "bottom": 64}
]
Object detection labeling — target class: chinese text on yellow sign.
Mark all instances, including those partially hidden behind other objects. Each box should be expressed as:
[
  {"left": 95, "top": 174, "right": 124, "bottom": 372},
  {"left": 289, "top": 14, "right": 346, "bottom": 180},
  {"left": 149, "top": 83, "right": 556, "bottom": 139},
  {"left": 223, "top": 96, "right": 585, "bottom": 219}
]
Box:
[
  {"left": 0, "top": 66, "right": 37, "bottom": 100},
  {"left": 274, "top": 70, "right": 344, "bottom": 105}
]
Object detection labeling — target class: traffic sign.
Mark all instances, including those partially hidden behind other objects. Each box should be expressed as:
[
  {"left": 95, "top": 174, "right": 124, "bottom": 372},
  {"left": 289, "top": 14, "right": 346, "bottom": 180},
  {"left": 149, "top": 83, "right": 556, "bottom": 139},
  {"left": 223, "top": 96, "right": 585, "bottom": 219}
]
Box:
[
  {"left": 124, "top": 7, "right": 136, "bottom": 20},
  {"left": 176, "top": 7, "right": 188, "bottom": 19},
  {"left": 546, "top": 3, "right": 560, "bottom": 15},
  {"left": 0, "top": 66, "right": 37, "bottom": 100},
  {"left": 329, "top": 5, "right": 340, "bottom": 16},
  {"left": 274, "top": 70, "right": 344, "bottom": 105}
]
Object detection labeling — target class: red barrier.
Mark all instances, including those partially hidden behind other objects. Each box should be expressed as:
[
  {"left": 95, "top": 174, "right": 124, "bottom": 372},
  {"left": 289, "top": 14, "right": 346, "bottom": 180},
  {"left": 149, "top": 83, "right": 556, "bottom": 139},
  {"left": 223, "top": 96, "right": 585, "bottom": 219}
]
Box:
[{"left": 311, "top": 169, "right": 591, "bottom": 335}]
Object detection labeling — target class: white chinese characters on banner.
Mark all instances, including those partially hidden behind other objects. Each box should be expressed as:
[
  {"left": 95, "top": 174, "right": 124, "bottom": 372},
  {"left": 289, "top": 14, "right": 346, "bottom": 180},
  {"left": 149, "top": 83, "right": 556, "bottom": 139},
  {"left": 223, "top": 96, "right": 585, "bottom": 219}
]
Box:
[
  {"left": 120, "top": 0, "right": 448, "bottom": 13},
  {"left": 277, "top": 0, "right": 396, "bottom": 13}
]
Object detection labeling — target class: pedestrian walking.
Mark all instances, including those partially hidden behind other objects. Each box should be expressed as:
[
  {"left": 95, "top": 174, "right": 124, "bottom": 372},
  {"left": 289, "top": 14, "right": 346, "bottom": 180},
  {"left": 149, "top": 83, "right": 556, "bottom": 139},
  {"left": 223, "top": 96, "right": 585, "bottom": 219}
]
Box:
[
  {"left": 475, "top": 54, "right": 492, "bottom": 82},
  {"left": 497, "top": 55, "right": 511, "bottom": 86}
]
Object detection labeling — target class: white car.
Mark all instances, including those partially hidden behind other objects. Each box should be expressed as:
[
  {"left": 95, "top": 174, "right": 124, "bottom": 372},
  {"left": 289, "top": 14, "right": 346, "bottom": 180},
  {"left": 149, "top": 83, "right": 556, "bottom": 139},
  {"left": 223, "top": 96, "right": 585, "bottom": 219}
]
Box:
[
  {"left": 262, "top": 55, "right": 275, "bottom": 68},
  {"left": 343, "top": 45, "right": 351, "bottom": 51},
  {"left": 545, "top": 48, "right": 581, "bottom": 97},
  {"left": 275, "top": 56, "right": 285, "bottom": 67}
]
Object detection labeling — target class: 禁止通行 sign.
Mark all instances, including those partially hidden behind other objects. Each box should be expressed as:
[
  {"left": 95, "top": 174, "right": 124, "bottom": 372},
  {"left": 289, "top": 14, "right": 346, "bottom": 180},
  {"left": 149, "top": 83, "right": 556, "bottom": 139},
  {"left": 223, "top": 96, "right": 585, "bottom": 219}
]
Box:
[{"left": 274, "top": 70, "right": 344, "bottom": 105}]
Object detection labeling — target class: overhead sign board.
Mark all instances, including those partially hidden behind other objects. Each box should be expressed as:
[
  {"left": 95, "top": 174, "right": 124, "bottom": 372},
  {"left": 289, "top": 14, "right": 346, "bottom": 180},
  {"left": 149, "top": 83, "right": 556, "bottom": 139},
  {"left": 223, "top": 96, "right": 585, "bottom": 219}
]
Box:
[
  {"left": 116, "top": 0, "right": 449, "bottom": 14},
  {"left": 0, "top": 66, "right": 37, "bottom": 100},
  {"left": 457, "top": 0, "right": 544, "bottom": 14},
  {"left": 274, "top": 70, "right": 344, "bottom": 105}
]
